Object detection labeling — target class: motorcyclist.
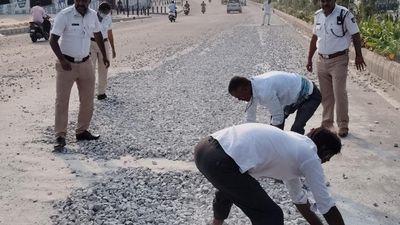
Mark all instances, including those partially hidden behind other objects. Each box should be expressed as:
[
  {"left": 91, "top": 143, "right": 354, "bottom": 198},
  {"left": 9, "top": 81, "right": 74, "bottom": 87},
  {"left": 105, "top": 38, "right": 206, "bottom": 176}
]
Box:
[
  {"left": 201, "top": 1, "right": 206, "bottom": 13},
  {"left": 184, "top": 1, "right": 190, "bottom": 9},
  {"left": 168, "top": 0, "right": 177, "bottom": 18},
  {"left": 30, "top": 1, "right": 50, "bottom": 35}
]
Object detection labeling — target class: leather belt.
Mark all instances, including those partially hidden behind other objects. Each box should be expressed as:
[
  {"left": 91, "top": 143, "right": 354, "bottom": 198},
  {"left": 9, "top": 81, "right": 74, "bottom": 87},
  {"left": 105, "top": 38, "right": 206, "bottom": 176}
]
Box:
[
  {"left": 318, "top": 50, "right": 347, "bottom": 59},
  {"left": 90, "top": 37, "right": 108, "bottom": 42},
  {"left": 63, "top": 54, "right": 90, "bottom": 63}
]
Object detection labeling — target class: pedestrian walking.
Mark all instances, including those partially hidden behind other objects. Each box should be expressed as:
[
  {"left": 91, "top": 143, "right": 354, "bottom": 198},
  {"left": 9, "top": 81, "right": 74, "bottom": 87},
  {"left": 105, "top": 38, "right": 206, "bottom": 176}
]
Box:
[
  {"left": 229, "top": 71, "right": 321, "bottom": 134},
  {"left": 194, "top": 123, "right": 345, "bottom": 225},
  {"left": 91, "top": 2, "right": 116, "bottom": 100},
  {"left": 117, "top": 0, "right": 124, "bottom": 14},
  {"left": 261, "top": 0, "right": 272, "bottom": 26},
  {"left": 49, "top": 0, "right": 110, "bottom": 152},
  {"left": 306, "top": 0, "right": 366, "bottom": 138}
]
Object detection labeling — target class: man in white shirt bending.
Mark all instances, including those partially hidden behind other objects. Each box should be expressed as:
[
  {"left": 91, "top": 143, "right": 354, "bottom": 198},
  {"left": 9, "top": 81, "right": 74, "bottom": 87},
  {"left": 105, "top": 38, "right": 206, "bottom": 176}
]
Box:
[
  {"left": 229, "top": 71, "right": 321, "bottom": 134},
  {"left": 194, "top": 123, "right": 345, "bottom": 225}
]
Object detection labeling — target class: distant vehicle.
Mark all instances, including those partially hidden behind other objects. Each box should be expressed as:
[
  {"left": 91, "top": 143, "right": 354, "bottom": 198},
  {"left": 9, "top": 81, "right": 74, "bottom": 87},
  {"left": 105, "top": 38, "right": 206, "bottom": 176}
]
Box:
[
  {"left": 29, "top": 16, "right": 51, "bottom": 42},
  {"left": 240, "top": 0, "right": 246, "bottom": 6},
  {"left": 221, "top": 0, "right": 227, "bottom": 5},
  {"left": 227, "top": 0, "right": 241, "bottom": 13},
  {"left": 168, "top": 11, "right": 176, "bottom": 22}
]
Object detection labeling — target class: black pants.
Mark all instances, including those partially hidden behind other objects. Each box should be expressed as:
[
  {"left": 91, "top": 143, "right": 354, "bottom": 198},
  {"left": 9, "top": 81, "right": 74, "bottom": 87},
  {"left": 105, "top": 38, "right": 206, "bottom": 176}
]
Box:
[
  {"left": 194, "top": 137, "right": 284, "bottom": 225},
  {"left": 283, "top": 84, "right": 322, "bottom": 134},
  {"left": 42, "top": 19, "right": 51, "bottom": 34}
]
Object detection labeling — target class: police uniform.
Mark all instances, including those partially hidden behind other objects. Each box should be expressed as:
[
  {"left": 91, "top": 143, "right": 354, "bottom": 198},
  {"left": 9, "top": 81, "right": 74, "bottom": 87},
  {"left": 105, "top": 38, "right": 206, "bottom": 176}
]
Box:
[
  {"left": 51, "top": 5, "right": 101, "bottom": 138},
  {"left": 313, "top": 4, "right": 359, "bottom": 132},
  {"left": 90, "top": 13, "right": 112, "bottom": 97}
]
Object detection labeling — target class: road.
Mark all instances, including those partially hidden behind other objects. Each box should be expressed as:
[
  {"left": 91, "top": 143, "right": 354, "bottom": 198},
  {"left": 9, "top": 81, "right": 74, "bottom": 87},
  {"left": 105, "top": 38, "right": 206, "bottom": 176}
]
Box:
[{"left": 0, "top": 0, "right": 399, "bottom": 224}]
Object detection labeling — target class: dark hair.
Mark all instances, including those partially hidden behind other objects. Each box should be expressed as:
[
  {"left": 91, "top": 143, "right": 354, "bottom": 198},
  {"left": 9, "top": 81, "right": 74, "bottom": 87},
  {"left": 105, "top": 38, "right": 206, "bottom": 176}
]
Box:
[
  {"left": 99, "top": 2, "right": 111, "bottom": 11},
  {"left": 308, "top": 127, "right": 342, "bottom": 155},
  {"left": 228, "top": 76, "right": 251, "bottom": 93}
]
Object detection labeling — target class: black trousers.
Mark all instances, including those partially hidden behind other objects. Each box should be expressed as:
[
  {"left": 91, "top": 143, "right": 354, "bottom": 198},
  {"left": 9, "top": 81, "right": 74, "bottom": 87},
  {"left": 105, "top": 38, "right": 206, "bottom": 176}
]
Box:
[
  {"left": 42, "top": 19, "right": 51, "bottom": 34},
  {"left": 284, "top": 84, "right": 322, "bottom": 134},
  {"left": 194, "top": 137, "right": 284, "bottom": 225}
]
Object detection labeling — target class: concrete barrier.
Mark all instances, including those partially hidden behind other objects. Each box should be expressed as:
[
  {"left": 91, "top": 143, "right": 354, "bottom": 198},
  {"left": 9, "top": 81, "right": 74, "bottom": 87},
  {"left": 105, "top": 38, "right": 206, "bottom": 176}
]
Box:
[{"left": 274, "top": 9, "right": 400, "bottom": 89}]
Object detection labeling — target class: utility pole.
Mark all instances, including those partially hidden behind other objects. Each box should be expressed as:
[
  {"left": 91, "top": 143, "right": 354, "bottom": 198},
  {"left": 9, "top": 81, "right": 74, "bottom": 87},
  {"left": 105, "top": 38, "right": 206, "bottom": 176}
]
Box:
[{"left": 126, "top": 0, "right": 129, "bottom": 16}]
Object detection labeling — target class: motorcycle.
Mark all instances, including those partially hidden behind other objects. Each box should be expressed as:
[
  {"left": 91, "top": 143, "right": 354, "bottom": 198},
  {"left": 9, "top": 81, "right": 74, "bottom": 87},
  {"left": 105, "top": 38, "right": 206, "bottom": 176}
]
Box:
[
  {"left": 29, "top": 16, "right": 50, "bottom": 42},
  {"left": 168, "top": 11, "right": 176, "bottom": 22},
  {"left": 183, "top": 6, "right": 190, "bottom": 15},
  {"left": 201, "top": 5, "right": 206, "bottom": 13}
]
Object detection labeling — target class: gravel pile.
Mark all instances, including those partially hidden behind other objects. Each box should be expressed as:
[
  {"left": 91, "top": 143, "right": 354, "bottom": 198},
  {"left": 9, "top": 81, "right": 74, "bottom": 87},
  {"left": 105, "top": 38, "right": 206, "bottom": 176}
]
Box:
[
  {"left": 50, "top": 18, "right": 323, "bottom": 225},
  {"left": 73, "top": 21, "right": 314, "bottom": 161},
  {"left": 51, "top": 168, "right": 308, "bottom": 225}
]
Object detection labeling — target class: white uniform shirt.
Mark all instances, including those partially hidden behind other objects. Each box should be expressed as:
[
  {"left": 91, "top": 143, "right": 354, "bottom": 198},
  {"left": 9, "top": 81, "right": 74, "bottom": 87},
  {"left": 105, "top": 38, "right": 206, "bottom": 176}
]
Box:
[
  {"left": 313, "top": 4, "right": 359, "bottom": 55},
  {"left": 263, "top": 1, "right": 272, "bottom": 15},
  {"left": 31, "top": 6, "right": 46, "bottom": 23},
  {"left": 245, "top": 71, "right": 313, "bottom": 125},
  {"left": 51, "top": 5, "right": 101, "bottom": 58},
  {"left": 91, "top": 14, "right": 112, "bottom": 39},
  {"left": 168, "top": 3, "right": 177, "bottom": 12},
  {"left": 211, "top": 123, "right": 336, "bottom": 214}
]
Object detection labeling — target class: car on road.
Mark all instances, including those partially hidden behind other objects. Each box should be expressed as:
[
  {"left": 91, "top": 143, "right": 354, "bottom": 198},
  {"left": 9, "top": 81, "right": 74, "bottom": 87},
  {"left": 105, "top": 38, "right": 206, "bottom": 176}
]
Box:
[{"left": 227, "top": 0, "right": 242, "bottom": 13}]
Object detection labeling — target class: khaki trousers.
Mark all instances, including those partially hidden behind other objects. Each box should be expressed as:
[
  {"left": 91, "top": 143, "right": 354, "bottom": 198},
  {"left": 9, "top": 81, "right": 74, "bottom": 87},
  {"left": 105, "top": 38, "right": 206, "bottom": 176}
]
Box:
[
  {"left": 317, "top": 53, "right": 349, "bottom": 129},
  {"left": 55, "top": 59, "right": 95, "bottom": 138},
  {"left": 262, "top": 13, "right": 271, "bottom": 25},
  {"left": 90, "top": 40, "right": 110, "bottom": 95}
]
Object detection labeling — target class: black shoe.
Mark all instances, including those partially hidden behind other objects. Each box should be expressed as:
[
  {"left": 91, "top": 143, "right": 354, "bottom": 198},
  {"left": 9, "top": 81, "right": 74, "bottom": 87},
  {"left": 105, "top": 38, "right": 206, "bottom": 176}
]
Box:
[
  {"left": 97, "top": 94, "right": 107, "bottom": 100},
  {"left": 53, "top": 136, "right": 66, "bottom": 153},
  {"left": 76, "top": 130, "right": 100, "bottom": 141}
]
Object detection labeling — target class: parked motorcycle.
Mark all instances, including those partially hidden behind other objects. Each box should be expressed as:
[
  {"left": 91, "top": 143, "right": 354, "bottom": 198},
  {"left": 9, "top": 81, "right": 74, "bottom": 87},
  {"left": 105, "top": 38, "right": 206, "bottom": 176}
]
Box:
[
  {"left": 168, "top": 11, "right": 176, "bottom": 22},
  {"left": 183, "top": 6, "right": 190, "bottom": 15},
  {"left": 29, "top": 16, "right": 50, "bottom": 42}
]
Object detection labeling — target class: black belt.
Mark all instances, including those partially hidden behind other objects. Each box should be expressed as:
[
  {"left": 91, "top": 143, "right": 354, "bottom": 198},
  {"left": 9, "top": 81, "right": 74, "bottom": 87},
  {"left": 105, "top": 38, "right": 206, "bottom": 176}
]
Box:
[
  {"left": 318, "top": 50, "right": 347, "bottom": 59},
  {"left": 63, "top": 54, "right": 90, "bottom": 63},
  {"left": 91, "top": 37, "right": 108, "bottom": 42}
]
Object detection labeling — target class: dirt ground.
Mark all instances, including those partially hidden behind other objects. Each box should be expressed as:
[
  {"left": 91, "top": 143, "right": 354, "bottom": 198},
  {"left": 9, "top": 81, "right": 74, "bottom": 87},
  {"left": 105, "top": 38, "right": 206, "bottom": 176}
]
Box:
[{"left": 0, "top": 1, "right": 399, "bottom": 224}]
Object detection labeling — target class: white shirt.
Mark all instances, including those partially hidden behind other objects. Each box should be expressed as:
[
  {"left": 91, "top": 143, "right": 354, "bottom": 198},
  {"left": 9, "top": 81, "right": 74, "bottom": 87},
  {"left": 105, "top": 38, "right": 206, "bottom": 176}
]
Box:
[
  {"left": 263, "top": 1, "right": 272, "bottom": 15},
  {"left": 313, "top": 4, "right": 359, "bottom": 55},
  {"left": 31, "top": 6, "right": 46, "bottom": 23},
  {"left": 245, "top": 71, "right": 313, "bottom": 125},
  {"left": 211, "top": 123, "right": 336, "bottom": 214},
  {"left": 91, "top": 14, "right": 112, "bottom": 39},
  {"left": 168, "top": 3, "right": 177, "bottom": 12},
  {"left": 51, "top": 5, "right": 101, "bottom": 58}
]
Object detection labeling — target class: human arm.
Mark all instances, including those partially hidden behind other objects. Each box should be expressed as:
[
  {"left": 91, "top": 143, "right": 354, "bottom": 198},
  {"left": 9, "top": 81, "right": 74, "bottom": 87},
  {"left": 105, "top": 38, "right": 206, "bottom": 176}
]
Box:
[
  {"left": 49, "top": 34, "right": 71, "bottom": 71},
  {"left": 267, "top": 93, "right": 285, "bottom": 128},
  {"left": 244, "top": 98, "right": 257, "bottom": 123},
  {"left": 94, "top": 31, "right": 110, "bottom": 68},
  {"left": 295, "top": 202, "right": 324, "bottom": 225},
  {"left": 107, "top": 29, "right": 116, "bottom": 58},
  {"left": 49, "top": 14, "right": 71, "bottom": 71},
  {"left": 284, "top": 179, "right": 323, "bottom": 225},
  {"left": 352, "top": 32, "right": 366, "bottom": 71},
  {"left": 302, "top": 160, "right": 345, "bottom": 225},
  {"left": 345, "top": 12, "right": 366, "bottom": 71},
  {"left": 306, "top": 34, "right": 318, "bottom": 72}
]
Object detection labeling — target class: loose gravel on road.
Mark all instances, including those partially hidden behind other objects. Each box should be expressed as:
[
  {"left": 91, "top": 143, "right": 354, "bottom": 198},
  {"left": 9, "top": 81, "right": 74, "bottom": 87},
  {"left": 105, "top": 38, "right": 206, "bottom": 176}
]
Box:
[{"left": 47, "top": 17, "right": 319, "bottom": 225}]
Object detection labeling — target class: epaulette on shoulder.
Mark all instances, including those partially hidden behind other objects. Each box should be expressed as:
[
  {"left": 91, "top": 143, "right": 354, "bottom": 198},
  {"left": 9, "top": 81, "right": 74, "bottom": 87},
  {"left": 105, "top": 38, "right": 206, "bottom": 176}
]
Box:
[
  {"left": 314, "top": 9, "right": 322, "bottom": 15},
  {"left": 60, "top": 6, "right": 73, "bottom": 14}
]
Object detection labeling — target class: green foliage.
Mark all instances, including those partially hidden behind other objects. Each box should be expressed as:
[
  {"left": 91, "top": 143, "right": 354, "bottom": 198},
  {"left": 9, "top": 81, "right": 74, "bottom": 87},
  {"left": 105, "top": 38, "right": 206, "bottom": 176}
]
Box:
[{"left": 360, "top": 16, "right": 400, "bottom": 61}]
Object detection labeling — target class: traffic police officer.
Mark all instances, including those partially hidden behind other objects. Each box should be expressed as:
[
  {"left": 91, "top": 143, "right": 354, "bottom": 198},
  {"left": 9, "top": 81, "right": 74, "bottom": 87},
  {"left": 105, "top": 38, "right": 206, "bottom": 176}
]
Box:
[
  {"left": 90, "top": 1, "right": 116, "bottom": 100},
  {"left": 306, "top": 0, "right": 366, "bottom": 138},
  {"left": 49, "top": 0, "right": 110, "bottom": 152}
]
